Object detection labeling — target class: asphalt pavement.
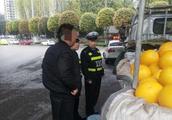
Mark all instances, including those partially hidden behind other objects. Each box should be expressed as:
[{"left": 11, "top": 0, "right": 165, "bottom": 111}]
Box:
[{"left": 0, "top": 45, "right": 121, "bottom": 120}]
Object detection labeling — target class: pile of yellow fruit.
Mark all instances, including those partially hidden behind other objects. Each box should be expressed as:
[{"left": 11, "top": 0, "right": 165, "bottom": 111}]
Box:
[{"left": 130, "top": 42, "right": 172, "bottom": 108}]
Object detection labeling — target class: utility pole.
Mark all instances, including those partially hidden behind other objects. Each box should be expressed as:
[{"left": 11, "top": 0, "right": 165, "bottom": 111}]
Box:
[{"left": 31, "top": 0, "right": 34, "bottom": 17}]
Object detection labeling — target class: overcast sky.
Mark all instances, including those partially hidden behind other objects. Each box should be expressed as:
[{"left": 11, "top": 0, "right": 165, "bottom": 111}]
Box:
[{"left": 0, "top": 0, "right": 4, "bottom": 14}]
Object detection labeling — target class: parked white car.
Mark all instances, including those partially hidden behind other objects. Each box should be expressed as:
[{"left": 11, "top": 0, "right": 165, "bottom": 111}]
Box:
[
  {"left": 8, "top": 39, "right": 19, "bottom": 45},
  {"left": 41, "top": 40, "right": 55, "bottom": 46},
  {"left": 32, "top": 37, "right": 41, "bottom": 44},
  {"left": 103, "top": 40, "right": 125, "bottom": 64}
]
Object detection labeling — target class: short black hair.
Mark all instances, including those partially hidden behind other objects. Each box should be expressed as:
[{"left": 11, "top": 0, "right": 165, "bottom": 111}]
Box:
[{"left": 57, "top": 24, "right": 79, "bottom": 41}]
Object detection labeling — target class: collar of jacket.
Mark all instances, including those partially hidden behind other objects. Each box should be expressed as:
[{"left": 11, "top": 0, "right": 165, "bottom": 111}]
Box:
[
  {"left": 87, "top": 46, "right": 97, "bottom": 51},
  {"left": 57, "top": 41, "right": 71, "bottom": 48}
]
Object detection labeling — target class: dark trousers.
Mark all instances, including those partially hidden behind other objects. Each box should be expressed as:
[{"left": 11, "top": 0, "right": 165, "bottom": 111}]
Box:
[
  {"left": 50, "top": 92, "right": 75, "bottom": 120},
  {"left": 85, "top": 77, "right": 101, "bottom": 116},
  {"left": 74, "top": 98, "right": 82, "bottom": 120}
]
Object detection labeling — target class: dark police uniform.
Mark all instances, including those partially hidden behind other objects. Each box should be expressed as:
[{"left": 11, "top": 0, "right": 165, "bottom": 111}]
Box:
[{"left": 80, "top": 32, "right": 104, "bottom": 116}]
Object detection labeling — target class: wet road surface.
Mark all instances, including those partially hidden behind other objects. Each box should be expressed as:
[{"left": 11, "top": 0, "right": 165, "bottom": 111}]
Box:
[{"left": 0, "top": 45, "right": 121, "bottom": 120}]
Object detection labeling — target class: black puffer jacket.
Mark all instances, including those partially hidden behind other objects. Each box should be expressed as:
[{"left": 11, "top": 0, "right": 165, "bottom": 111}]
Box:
[{"left": 42, "top": 41, "right": 82, "bottom": 97}]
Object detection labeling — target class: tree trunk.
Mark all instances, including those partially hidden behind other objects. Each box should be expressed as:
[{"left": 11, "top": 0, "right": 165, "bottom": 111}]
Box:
[
  {"left": 103, "top": 28, "right": 106, "bottom": 45},
  {"left": 54, "top": 30, "right": 57, "bottom": 39},
  {"left": 104, "top": 27, "right": 108, "bottom": 45}
]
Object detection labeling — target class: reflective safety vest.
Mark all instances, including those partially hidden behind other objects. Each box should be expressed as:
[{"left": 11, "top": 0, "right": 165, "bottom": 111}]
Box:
[
  {"left": 88, "top": 67, "right": 103, "bottom": 72},
  {"left": 80, "top": 46, "right": 104, "bottom": 78}
]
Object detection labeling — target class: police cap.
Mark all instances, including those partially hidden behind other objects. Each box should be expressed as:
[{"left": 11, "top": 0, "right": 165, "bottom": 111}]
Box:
[{"left": 86, "top": 31, "right": 99, "bottom": 41}]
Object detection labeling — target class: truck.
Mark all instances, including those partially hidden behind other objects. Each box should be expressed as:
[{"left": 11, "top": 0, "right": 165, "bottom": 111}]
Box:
[
  {"left": 113, "top": 5, "right": 172, "bottom": 75},
  {"left": 128, "top": 5, "right": 172, "bottom": 50}
]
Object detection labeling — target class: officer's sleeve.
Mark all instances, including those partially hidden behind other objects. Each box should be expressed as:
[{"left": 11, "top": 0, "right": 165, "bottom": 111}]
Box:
[
  {"left": 80, "top": 51, "right": 89, "bottom": 78},
  {"left": 57, "top": 51, "right": 77, "bottom": 90}
]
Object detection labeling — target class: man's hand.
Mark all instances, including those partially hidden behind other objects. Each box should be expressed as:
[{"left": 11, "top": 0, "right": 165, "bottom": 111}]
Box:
[{"left": 71, "top": 88, "right": 78, "bottom": 96}]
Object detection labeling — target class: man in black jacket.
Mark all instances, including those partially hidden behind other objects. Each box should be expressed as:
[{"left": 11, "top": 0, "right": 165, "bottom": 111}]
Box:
[
  {"left": 42, "top": 24, "right": 82, "bottom": 120},
  {"left": 71, "top": 38, "right": 83, "bottom": 120}
]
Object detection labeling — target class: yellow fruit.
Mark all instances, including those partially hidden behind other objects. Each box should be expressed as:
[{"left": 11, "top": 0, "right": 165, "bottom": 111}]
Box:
[
  {"left": 139, "top": 77, "right": 157, "bottom": 84},
  {"left": 159, "top": 67, "right": 172, "bottom": 86},
  {"left": 158, "top": 85, "right": 172, "bottom": 108},
  {"left": 159, "top": 51, "right": 172, "bottom": 69},
  {"left": 138, "top": 65, "right": 152, "bottom": 81},
  {"left": 149, "top": 63, "right": 160, "bottom": 74},
  {"left": 141, "top": 50, "right": 159, "bottom": 66},
  {"left": 130, "top": 64, "right": 151, "bottom": 80},
  {"left": 135, "top": 81, "right": 163, "bottom": 103},
  {"left": 152, "top": 69, "right": 162, "bottom": 80},
  {"left": 159, "top": 42, "right": 172, "bottom": 56},
  {"left": 130, "top": 63, "right": 134, "bottom": 74}
]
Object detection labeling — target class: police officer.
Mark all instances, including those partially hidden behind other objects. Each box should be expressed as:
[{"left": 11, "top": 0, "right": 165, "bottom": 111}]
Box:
[{"left": 80, "top": 31, "right": 104, "bottom": 116}]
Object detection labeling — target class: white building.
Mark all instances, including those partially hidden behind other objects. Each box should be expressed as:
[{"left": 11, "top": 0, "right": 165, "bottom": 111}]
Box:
[{"left": 4, "top": 0, "right": 16, "bottom": 20}]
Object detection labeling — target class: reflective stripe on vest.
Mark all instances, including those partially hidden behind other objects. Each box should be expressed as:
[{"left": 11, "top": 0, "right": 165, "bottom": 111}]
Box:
[
  {"left": 91, "top": 56, "right": 102, "bottom": 61},
  {"left": 97, "top": 67, "right": 103, "bottom": 71},
  {"left": 88, "top": 68, "right": 96, "bottom": 72},
  {"left": 88, "top": 67, "right": 103, "bottom": 72}
]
